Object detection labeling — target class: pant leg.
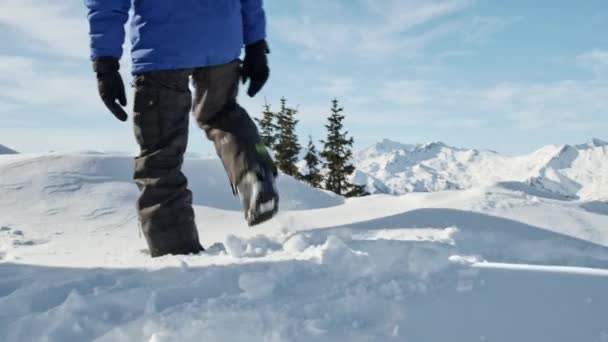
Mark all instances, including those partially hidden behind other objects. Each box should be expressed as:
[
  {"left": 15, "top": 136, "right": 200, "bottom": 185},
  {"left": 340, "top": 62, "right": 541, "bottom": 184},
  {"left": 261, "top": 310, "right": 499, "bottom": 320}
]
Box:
[
  {"left": 191, "top": 60, "right": 276, "bottom": 188},
  {"left": 132, "top": 69, "right": 203, "bottom": 257}
]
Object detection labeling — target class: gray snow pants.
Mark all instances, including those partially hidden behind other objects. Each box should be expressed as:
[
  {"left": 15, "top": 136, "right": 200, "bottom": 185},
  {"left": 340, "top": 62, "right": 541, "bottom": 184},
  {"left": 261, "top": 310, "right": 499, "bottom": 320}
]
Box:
[{"left": 132, "top": 60, "right": 273, "bottom": 257}]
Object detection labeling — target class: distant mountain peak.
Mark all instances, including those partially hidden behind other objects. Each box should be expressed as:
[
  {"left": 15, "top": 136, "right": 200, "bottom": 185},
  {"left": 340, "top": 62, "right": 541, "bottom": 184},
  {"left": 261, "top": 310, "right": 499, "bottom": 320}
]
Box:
[
  {"left": 364, "top": 139, "right": 454, "bottom": 155},
  {"left": 0, "top": 144, "right": 18, "bottom": 155},
  {"left": 375, "top": 139, "right": 414, "bottom": 151},
  {"left": 591, "top": 138, "right": 608, "bottom": 147},
  {"left": 417, "top": 141, "right": 448, "bottom": 151},
  {"left": 353, "top": 138, "right": 607, "bottom": 200},
  {"left": 573, "top": 138, "right": 608, "bottom": 150},
  {"left": 380, "top": 138, "right": 400, "bottom": 144},
  {"left": 357, "top": 139, "right": 414, "bottom": 159}
]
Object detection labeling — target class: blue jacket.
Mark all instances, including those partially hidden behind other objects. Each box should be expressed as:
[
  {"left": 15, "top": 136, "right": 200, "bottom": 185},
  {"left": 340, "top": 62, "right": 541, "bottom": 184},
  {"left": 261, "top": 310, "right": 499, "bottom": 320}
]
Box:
[{"left": 85, "top": 0, "right": 266, "bottom": 75}]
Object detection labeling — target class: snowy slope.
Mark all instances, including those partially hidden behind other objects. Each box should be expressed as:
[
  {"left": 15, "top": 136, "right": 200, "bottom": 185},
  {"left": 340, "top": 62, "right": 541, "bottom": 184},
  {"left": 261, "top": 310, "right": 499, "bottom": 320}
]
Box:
[
  {"left": 354, "top": 138, "right": 608, "bottom": 200},
  {"left": 1, "top": 151, "right": 608, "bottom": 341},
  {"left": 0, "top": 144, "right": 18, "bottom": 155}
]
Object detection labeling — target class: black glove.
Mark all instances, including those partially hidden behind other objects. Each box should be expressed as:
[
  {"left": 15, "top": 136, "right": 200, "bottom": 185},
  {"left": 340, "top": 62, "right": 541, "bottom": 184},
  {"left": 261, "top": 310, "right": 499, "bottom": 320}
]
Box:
[
  {"left": 93, "top": 57, "right": 128, "bottom": 122},
  {"left": 241, "top": 39, "right": 270, "bottom": 97}
]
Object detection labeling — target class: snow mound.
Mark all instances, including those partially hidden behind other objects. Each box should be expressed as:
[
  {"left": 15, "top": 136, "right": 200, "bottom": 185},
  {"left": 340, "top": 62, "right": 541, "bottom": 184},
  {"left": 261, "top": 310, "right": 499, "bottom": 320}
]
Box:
[
  {"left": 354, "top": 139, "right": 608, "bottom": 200},
  {"left": 0, "top": 152, "right": 342, "bottom": 214}
]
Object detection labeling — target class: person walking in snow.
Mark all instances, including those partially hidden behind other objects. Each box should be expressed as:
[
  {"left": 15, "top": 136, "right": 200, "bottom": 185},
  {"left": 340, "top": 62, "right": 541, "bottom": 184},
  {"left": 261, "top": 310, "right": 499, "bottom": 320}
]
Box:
[{"left": 85, "top": 0, "right": 279, "bottom": 257}]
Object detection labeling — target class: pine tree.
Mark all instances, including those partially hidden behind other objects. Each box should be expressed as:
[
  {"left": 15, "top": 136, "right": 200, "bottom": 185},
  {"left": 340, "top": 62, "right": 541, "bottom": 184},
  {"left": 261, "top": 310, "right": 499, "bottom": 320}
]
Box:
[
  {"left": 300, "top": 135, "right": 323, "bottom": 187},
  {"left": 346, "top": 183, "right": 370, "bottom": 197},
  {"left": 274, "top": 97, "right": 301, "bottom": 177},
  {"left": 254, "top": 102, "right": 278, "bottom": 150},
  {"left": 320, "top": 99, "right": 366, "bottom": 197}
]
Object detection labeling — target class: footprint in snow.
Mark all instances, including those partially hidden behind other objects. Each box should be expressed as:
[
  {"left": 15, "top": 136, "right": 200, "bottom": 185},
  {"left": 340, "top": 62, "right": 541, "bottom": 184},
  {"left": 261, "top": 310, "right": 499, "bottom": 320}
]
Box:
[
  {"left": 138, "top": 242, "right": 227, "bottom": 257},
  {"left": 13, "top": 240, "right": 36, "bottom": 246},
  {"left": 10, "top": 233, "right": 49, "bottom": 247},
  {"left": 205, "top": 242, "right": 227, "bottom": 255}
]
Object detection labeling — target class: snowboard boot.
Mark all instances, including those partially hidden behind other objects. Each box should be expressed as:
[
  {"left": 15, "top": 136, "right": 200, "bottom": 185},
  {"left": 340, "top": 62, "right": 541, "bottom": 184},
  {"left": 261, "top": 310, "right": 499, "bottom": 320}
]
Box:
[{"left": 236, "top": 164, "right": 279, "bottom": 226}]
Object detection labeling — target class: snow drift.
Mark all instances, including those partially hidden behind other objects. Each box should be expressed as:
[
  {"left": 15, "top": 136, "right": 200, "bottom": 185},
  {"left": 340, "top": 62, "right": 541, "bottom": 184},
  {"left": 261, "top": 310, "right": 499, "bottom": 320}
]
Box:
[
  {"left": 0, "top": 151, "right": 342, "bottom": 213},
  {"left": 1, "top": 146, "right": 607, "bottom": 342}
]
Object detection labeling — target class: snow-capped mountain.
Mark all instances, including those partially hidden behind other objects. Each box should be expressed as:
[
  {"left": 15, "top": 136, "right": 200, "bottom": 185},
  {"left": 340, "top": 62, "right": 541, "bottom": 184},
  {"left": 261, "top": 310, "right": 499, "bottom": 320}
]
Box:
[
  {"left": 0, "top": 144, "right": 18, "bottom": 154},
  {"left": 354, "top": 138, "right": 608, "bottom": 200}
]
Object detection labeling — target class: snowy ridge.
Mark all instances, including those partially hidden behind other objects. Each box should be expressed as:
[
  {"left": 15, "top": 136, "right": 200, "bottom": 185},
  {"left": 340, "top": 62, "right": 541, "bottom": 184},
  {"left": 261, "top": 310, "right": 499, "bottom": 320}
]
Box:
[
  {"left": 0, "top": 152, "right": 342, "bottom": 224},
  {"left": 0, "top": 144, "right": 18, "bottom": 155},
  {"left": 354, "top": 138, "right": 608, "bottom": 200},
  {"left": 1, "top": 150, "right": 608, "bottom": 341}
]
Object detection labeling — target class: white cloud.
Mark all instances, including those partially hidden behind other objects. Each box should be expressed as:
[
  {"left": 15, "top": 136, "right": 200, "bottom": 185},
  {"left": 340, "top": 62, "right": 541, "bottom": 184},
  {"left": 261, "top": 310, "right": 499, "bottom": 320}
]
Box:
[
  {"left": 0, "top": 1, "right": 124, "bottom": 121},
  {"left": 0, "top": 56, "right": 100, "bottom": 116},
  {"left": 576, "top": 49, "right": 608, "bottom": 76},
  {"left": 382, "top": 81, "right": 435, "bottom": 106},
  {"left": 271, "top": 0, "right": 477, "bottom": 61},
  {"left": 436, "top": 49, "right": 475, "bottom": 60},
  {"left": 0, "top": 0, "right": 89, "bottom": 59},
  {"left": 459, "top": 16, "right": 512, "bottom": 43},
  {"left": 377, "top": 79, "right": 608, "bottom": 131},
  {"left": 482, "top": 81, "right": 608, "bottom": 130},
  {"left": 434, "top": 117, "right": 485, "bottom": 129},
  {"left": 362, "top": 0, "right": 474, "bottom": 32},
  {"left": 318, "top": 78, "right": 355, "bottom": 97}
]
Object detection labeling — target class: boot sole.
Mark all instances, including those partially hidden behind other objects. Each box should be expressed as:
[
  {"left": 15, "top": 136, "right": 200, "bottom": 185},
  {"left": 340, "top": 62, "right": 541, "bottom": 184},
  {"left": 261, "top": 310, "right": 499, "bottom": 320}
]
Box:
[{"left": 247, "top": 200, "right": 279, "bottom": 226}]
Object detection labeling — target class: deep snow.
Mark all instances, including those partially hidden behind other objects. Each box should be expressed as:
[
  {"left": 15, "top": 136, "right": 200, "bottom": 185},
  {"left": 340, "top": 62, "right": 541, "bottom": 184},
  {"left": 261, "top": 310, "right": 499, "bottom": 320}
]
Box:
[{"left": 1, "top": 149, "right": 607, "bottom": 342}]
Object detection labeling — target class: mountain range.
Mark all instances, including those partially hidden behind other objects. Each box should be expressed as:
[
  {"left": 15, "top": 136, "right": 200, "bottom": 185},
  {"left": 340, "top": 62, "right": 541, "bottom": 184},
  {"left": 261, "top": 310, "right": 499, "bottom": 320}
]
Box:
[
  {"left": 0, "top": 144, "right": 18, "bottom": 155},
  {"left": 353, "top": 138, "right": 608, "bottom": 201}
]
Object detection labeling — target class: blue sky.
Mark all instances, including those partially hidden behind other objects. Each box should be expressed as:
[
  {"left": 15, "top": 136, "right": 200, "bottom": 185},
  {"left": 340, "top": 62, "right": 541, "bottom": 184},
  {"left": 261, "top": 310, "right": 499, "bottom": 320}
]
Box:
[{"left": 0, "top": 0, "right": 607, "bottom": 155}]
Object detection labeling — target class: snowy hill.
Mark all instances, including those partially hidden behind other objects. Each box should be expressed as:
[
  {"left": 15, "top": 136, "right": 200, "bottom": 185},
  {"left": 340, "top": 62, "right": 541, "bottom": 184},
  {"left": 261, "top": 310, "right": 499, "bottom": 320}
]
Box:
[
  {"left": 0, "top": 144, "right": 18, "bottom": 154},
  {"left": 0, "top": 151, "right": 342, "bottom": 222},
  {"left": 1, "top": 150, "right": 608, "bottom": 341},
  {"left": 354, "top": 138, "right": 608, "bottom": 200}
]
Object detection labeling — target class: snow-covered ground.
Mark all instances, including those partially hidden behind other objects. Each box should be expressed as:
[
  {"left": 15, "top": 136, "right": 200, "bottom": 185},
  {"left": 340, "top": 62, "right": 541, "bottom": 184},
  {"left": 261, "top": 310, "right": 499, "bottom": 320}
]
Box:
[{"left": 1, "top": 149, "right": 608, "bottom": 341}]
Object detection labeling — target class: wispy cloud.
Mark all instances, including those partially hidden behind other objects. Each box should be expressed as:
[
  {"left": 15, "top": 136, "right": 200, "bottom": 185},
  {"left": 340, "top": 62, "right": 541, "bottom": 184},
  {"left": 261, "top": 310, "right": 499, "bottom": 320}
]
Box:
[
  {"left": 0, "top": 55, "right": 101, "bottom": 117},
  {"left": 0, "top": 0, "right": 88, "bottom": 59},
  {"left": 376, "top": 79, "right": 608, "bottom": 131},
  {"left": 576, "top": 49, "right": 608, "bottom": 76},
  {"left": 482, "top": 81, "right": 608, "bottom": 130},
  {"left": 382, "top": 80, "right": 436, "bottom": 106},
  {"left": 270, "top": 0, "right": 511, "bottom": 109},
  {"left": 459, "top": 16, "right": 513, "bottom": 43},
  {"left": 362, "top": 0, "right": 474, "bottom": 31},
  {"left": 0, "top": 1, "right": 136, "bottom": 121},
  {"left": 318, "top": 78, "right": 356, "bottom": 97},
  {"left": 271, "top": 0, "right": 479, "bottom": 61},
  {"left": 358, "top": 0, "right": 474, "bottom": 56}
]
